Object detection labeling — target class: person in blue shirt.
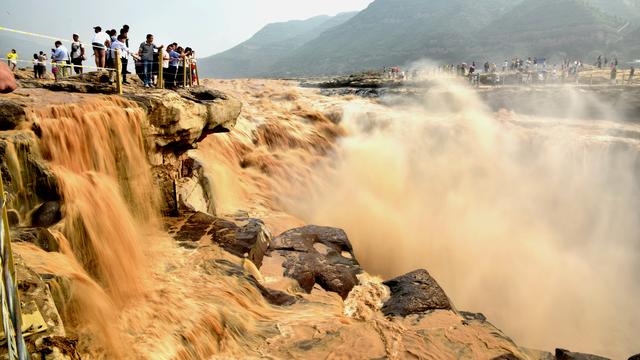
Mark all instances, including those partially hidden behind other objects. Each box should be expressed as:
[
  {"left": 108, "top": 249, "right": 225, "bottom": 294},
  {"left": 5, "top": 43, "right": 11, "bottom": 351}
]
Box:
[
  {"left": 51, "top": 41, "right": 70, "bottom": 80},
  {"left": 167, "top": 44, "right": 181, "bottom": 89}
]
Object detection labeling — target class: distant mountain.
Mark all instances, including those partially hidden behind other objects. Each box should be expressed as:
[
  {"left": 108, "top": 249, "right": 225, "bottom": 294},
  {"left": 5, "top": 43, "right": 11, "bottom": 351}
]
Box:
[
  {"left": 268, "top": 0, "right": 519, "bottom": 76},
  {"left": 199, "top": 12, "right": 357, "bottom": 78},
  {"left": 196, "top": 0, "right": 640, "bottom": 78},
  {"left": 474, "top": 0, "right": 624, "bottom": 61}
]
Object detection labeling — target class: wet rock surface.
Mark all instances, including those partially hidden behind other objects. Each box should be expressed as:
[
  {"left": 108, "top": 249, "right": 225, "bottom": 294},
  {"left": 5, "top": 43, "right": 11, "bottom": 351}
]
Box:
[
  {"left": 271, "top": 225, "right": 362, "bottom": 298},
  {"left": 31, "top": 201, "right": 62, "bottom": 228},
  {"left": 172, "top": 212, "right": 271, "bottom": 268},
  {"left": 13, "top": 258, "right": 79, "bottom": 358},
  {"left": 202, "top": 259, "right": 297, "bottom": 306},
  {"left": 382, "top": 269, "right": 454, "bottom": 317},
  {"left": 555, "top": 348, "right": 611, "bottom": 360},
  {"left": 13, "top": 227, "right": 59, "bottom": 252}
]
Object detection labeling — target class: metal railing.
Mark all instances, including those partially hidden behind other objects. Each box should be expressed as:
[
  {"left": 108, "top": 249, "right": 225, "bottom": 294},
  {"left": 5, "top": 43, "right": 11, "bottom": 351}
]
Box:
[{"left": 0, "top": 176, "right": 27, "bottom": 359}]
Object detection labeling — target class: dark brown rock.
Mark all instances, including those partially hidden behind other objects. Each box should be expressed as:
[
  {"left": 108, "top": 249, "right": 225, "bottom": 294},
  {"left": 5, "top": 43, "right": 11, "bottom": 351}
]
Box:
[
  {"left": 7, "top": 209, "right": 20, "bottom": 227},
  {"left": 629, "top": 355, "right": 640, "bottom": 360},
  {"left": 172, "top": 213, "right": 271, "bottom": 268},
  {"left": 0, "top": 99, "right": 27, "bottom": 130},
  {"left": 555, "top": 349, "right": 611, "bottom": 360},
  {"left": 209, "top": 217, "right": 270, "bottom": 268},
  {"left": 382, "top": 269, "right": 453, "bottom": 317},
  {"left": 31, "top": 201, "right": 62, "bottom": 228},
  {"left": 174, "top": 212, "right": 216, "bottom": 242},
  {"left": 35, "top": 336, "right": 81, "bottom": 360},
  {"left": 272, "top": 225, "right": 361, "bottom": 299}
]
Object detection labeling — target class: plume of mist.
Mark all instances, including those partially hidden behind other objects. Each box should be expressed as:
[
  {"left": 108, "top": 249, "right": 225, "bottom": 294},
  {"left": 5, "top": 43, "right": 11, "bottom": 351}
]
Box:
[{"left": 284, "top": 74, "right": 640, "bottom": 358}]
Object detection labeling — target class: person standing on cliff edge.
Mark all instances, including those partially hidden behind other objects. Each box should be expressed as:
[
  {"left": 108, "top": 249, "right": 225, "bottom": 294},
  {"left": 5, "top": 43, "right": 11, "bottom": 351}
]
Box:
[
  {"left": 0, "top": 62, "right": 17, "bottom": 93},
  {"left": 138, "top": 34, "right": 163, "bottom": 87}
]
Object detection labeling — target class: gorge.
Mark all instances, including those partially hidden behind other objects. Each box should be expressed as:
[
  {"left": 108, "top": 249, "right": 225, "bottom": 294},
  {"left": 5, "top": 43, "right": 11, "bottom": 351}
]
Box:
[{"left": 0, "top": 74, "right": 638, "bottom": 359}]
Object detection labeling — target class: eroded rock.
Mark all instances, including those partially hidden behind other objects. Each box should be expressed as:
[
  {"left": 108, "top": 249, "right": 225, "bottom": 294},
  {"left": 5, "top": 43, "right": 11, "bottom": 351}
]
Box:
[
  {"left": 209, "top": 217, "right": 271, "bottom": 268},
  {"left": 382, "top": 269, "right": 453, "bottom": 317},
  {"left": 172, "top": 212, "right": 271, "bottom": 268},
  {"left": 271, "top": 225, "right": 361, "bottom": 299},
  {"left": 0, "top": 99, "right": 27, "bottom": 130}
]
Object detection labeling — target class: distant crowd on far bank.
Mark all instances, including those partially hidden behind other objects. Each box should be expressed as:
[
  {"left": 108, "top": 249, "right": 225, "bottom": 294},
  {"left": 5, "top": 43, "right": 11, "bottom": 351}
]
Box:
[{"left": 3, "top": 24, "right": 199, "bottom": 90}]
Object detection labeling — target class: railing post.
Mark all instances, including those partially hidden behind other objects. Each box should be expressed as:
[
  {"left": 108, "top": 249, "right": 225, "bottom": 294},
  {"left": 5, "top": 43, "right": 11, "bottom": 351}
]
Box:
[
  {"left": 158, "top": 49, "right": 164, "bottom": 89},
  {"left": 183, "top": 59, "right": 187, "bottom": 88},
  {"left": 188, "top": 58, "right": 193, "bottom": 87},
  {"left": 195, "top": 62, "right": 200, "bottom": 86},
  {"left": 115, "top": 49, "right": 122, "bottom": 95}
]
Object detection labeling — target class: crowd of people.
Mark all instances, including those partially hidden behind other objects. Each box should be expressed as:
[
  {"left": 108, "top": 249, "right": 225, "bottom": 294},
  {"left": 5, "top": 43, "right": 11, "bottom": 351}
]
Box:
[
  {"left": 3, "top": 24, "right": 198, "bottom": 89},
  {"left": 431, "top": 54, "right": 637, "bottom": 86}
]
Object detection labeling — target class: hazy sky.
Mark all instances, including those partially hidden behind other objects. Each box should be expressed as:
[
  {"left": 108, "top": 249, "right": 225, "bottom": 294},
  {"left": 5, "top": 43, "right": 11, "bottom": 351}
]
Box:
[{"left": 0, "top": 0, "right": 373, "bottom": 57}]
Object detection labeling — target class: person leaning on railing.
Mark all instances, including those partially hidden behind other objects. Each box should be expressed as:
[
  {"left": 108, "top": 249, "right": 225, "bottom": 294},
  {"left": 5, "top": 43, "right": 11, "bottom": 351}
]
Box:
[
  {"left": 0, "top": 62, "right": 17, "bottom": 93},
  {"left": 138, "top": 34, "right": 163, "bottom": 88},
  {"left": 111, "top": 34, "right": 139, "bottom": 85}
]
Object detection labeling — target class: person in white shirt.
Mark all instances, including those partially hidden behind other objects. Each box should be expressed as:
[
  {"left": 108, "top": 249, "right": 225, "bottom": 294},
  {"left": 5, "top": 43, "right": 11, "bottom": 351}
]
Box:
[
  {"left": 91, "top": 26, "right": 111, "bottom": 69},
  {"left": 51, "top": 40, "right": 70, "bottom": 80},
  {"left": 70, "top": 33, "right": 85, "bottom": 74},
  {"left": 110, "top": 34, "right": 138, "bottom": 84}
]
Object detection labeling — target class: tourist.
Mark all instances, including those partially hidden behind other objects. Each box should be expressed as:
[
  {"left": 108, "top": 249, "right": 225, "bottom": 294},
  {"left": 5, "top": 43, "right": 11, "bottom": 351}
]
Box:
[
  {"left": 92, "top": 26, "right": 110, "bottom": 69},
  {"left": 6, "top": 49, "right": 18, "bottom": 71},
  {"left": 108, "top": 29, "right": 118, "bottom": 43},
  {"left": 0, "top": 61, "right": 17, "bottom": 93},
  {"left": 51, "top": 41, "right": 70, "bottom": 80},
  {"left": 629, "top": 66, "right": 635, "bottom": 85},
  {"left": 167, "top": 44, "right": 181, "bottom": 89},
  {"left": 610, "top": 64, "right": 617, "bottom": 85},
  {"left": 71, "top": 34, "right": 85, "bottom": 75},
  {"left": 110, "top": 34, "right": 138, "bottom": 84},
  {"left": 120, "top": 25, "right": 130, "bottom": 47},
  {"left": 138, "top": 34, "right": 163, "bottom": 87},
  {"left": 162, "top": 44, "right": 171, "bottom": 88},
  {"left": 38, "top": 51, "right": 47, "bottom": 79},
  {"left": 32, "top": 54, "right": 39, "bottom": 78}
]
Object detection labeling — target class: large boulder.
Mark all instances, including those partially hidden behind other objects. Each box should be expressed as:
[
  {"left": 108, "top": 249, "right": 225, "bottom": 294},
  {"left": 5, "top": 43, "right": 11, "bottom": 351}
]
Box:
[
  {"left": 171, "top": 212, "right": 271, "bottom": 268},
  {"left": 209, "top": 217, "right": 271, "bottom": 268},
  {"left": 271, "top": 225, "right": 361, "bottom": 299},
  {"left": 124, "top": 87, "right": 241, "bottom": 158},
  {"left": 382, "top": 269, "right": 454, "bottom": 317},
  {"left": 555, "top": 349, "right": 610, "bottom": 360}
]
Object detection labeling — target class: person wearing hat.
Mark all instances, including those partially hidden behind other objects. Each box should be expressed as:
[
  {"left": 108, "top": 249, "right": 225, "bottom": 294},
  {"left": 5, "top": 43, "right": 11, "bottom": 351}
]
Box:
[
  {"left": 71, "top": 33, "right": 85, "bottom": 74},
  {"left": 91, "top": 26, "right": 111, "bottom": 69}
]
